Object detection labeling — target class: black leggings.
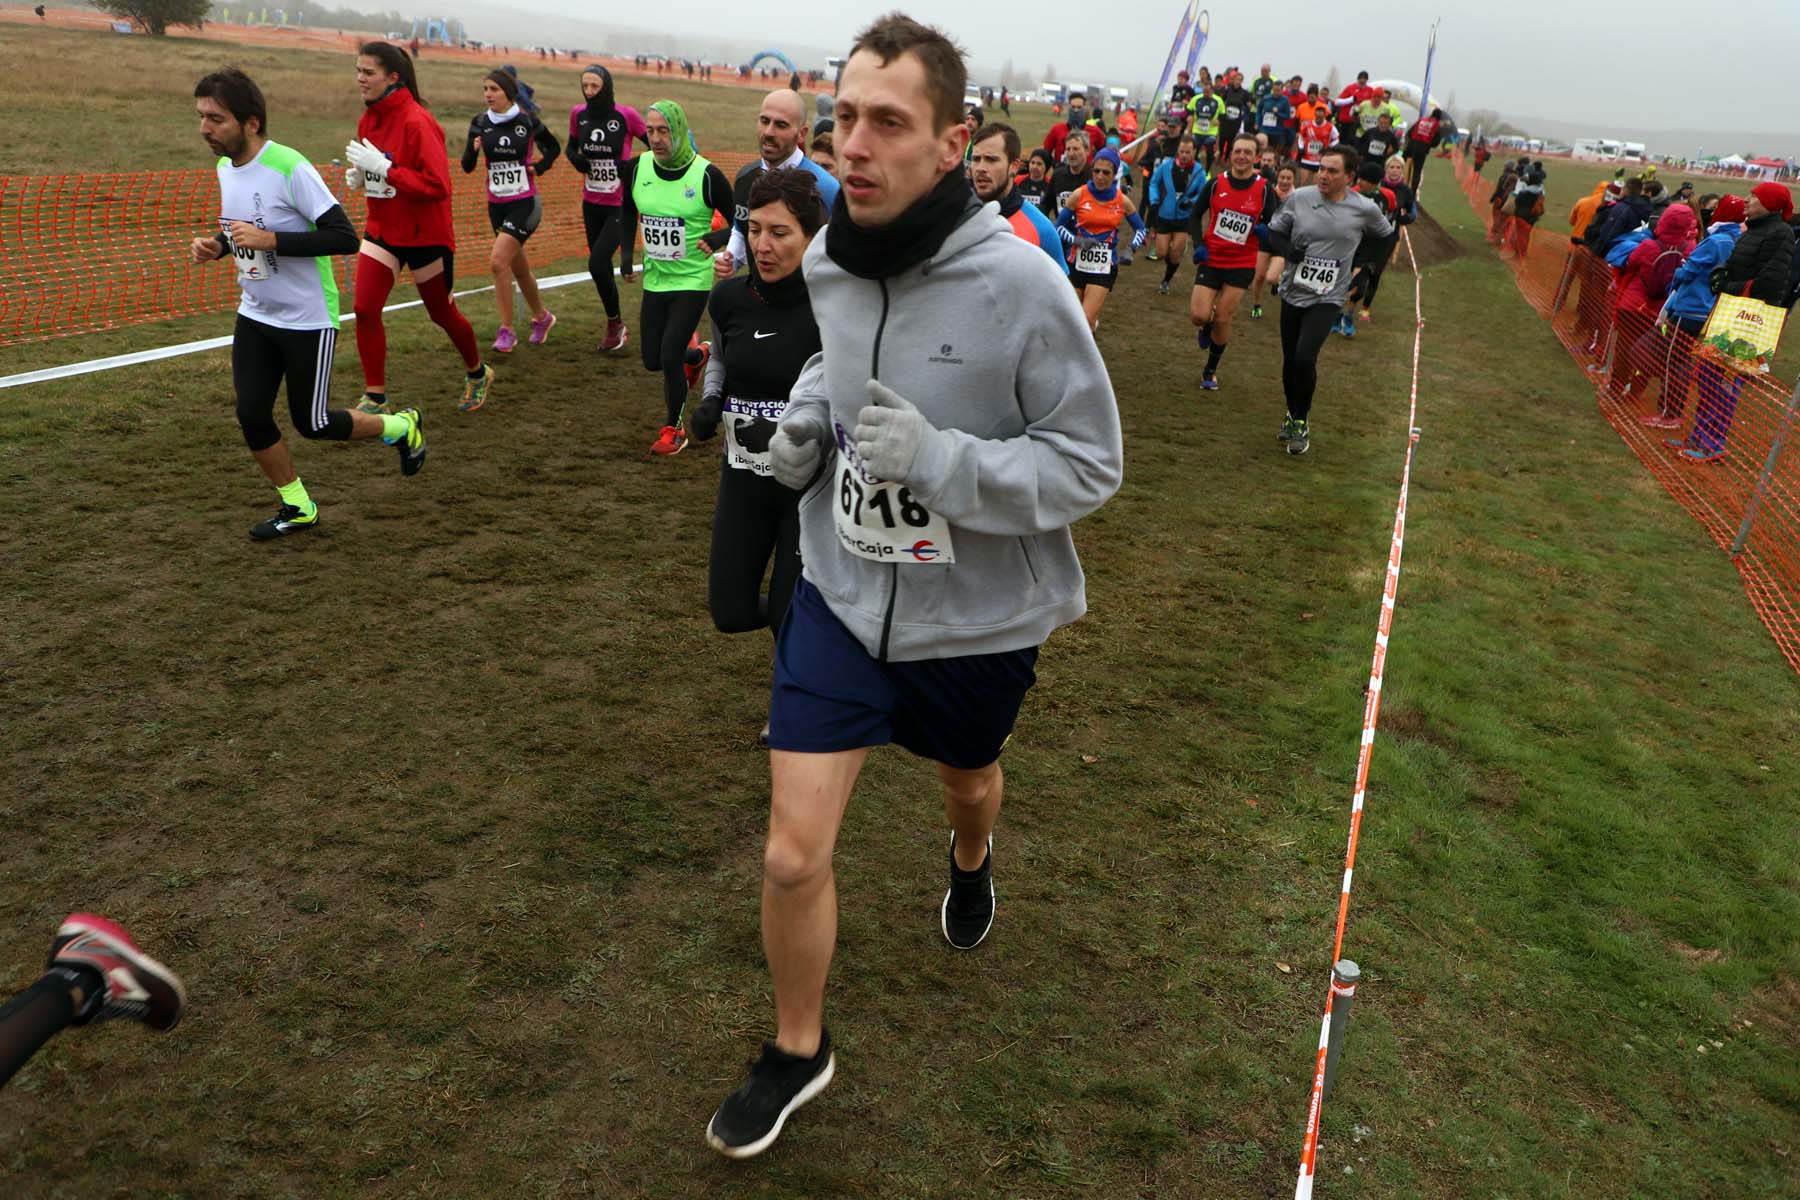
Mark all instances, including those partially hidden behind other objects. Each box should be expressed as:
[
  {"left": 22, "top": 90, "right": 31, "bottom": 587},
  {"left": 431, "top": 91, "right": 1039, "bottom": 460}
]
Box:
[
  {"left": 0, "top": 974, "right": 77, "bottom": 1089},
  {"left": 232, "top": 315, "right": 351, "bottom": 452},
  {"left": 708, "top": 462, "right": 802, "bottom": 636},
  {"left": 583, "top": 202, "right": 624, "bottom": 319},
  {"left": 639, "top": 289, "right": 709, "bottom": 427},
  {"left": 1354, "top": 245, "right": 1395, "bottom": 311},
  {"left": 1405, "top": 143, "right": 1430, "bottom": 192},
  {"left": 1279, "top": 302, "right": 1341, "bottom": 422}
]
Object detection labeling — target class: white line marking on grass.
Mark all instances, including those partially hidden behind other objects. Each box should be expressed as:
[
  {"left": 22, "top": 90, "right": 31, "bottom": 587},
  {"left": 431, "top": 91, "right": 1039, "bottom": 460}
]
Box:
[{"left": 1, "top": 271, "right": 595, "bottom": 391}]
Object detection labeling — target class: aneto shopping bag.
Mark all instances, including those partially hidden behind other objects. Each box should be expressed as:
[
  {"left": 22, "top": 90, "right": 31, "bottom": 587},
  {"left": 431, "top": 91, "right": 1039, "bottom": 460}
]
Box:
[{"left": 1698, "top": 293, "right": 1787, "bottom": 373}]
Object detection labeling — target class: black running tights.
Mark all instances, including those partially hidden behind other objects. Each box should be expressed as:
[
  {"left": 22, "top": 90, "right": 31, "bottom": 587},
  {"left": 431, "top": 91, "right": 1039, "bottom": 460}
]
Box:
[
  {"left": 233, "top": 315, "right": 351, "bottom": 452},
  {"left": 639, "top": 289, "right": 709, "bottom": 427},
  {"left": 0, "top": 975, "right": 77, "bottom": 1089},
  {"left": 709, "top": 462, "right": 802, "bottom": 636},
  {"left": 1280, "top": 302, "right": 1341, "bottom": 422},
  {"left": 583, "top": 203, "right": 624, "bottom": 320}
]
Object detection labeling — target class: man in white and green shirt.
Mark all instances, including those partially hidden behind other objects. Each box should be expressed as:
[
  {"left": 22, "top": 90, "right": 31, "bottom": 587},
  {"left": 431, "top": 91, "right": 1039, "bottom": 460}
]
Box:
[{"left": 191, "top": 68, "right": 427, "bottom": 541}]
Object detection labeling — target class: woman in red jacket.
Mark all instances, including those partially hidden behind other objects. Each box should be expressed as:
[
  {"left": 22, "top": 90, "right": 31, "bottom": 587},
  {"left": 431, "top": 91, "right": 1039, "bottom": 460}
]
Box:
[{"left": 343, "top": 41, "right": 493, "bottom": 414}]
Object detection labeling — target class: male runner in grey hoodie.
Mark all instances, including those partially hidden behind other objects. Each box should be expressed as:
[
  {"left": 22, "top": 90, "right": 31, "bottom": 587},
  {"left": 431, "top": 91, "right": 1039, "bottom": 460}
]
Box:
[
  {"left": 1267, "top": 142, "right": 1392, "bottom": 455},
  {"left": 704, "top": 12, "right": 1123, "bottom": 1162}
]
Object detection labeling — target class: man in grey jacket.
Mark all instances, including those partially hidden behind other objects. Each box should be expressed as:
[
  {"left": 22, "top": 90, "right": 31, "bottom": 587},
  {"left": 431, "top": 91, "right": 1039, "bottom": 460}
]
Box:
[
  {"left": 704, "top": 12, "right": 1123, "bottom": 1162},
  {"left": 1267, "top": 143, "right": 1393, "bottom": 455}
]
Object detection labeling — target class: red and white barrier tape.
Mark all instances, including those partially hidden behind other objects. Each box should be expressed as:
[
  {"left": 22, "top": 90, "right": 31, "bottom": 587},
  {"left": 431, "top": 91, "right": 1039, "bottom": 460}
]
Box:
[{"left": 1293, "top": 226, "right": 1425, "bottom": 1200}]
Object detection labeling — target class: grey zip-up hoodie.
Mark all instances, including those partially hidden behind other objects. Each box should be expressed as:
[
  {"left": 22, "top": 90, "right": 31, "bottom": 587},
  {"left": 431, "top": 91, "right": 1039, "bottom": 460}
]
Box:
[{"left": 780, "top": 201, "right": 1123, "bottom": 662}]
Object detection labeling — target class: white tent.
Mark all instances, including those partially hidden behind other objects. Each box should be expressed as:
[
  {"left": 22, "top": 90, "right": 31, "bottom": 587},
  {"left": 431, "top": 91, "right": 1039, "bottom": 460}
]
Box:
[{"left": 1718, "top": 154, "right": 1748, "bottom": 168}]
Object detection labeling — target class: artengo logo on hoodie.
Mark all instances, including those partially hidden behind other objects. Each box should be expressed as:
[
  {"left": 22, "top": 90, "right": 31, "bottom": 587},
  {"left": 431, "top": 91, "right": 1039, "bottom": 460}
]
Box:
[{"left": 928, "top": 342, "right": 964, "bottom": 365}]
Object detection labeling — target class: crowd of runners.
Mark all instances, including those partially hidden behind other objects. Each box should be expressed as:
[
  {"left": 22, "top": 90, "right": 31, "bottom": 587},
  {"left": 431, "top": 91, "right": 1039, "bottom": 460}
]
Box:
[{"left": 0, "top": 15, "right": 1460, "bottom": 1162}]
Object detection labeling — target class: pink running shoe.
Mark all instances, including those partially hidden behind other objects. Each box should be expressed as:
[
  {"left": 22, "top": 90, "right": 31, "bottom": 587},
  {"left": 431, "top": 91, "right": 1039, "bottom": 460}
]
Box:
[
  {"left": 528, "top": 310, "right": 557, "bottom": 345},
  {"left": 1639, "top": 413, "right": 1683, "bottom": 430},
  {"left": 492, "top": 326, "right": 518, "bottom": 354},
  {"left": 598, "top": 318, "right": 629, "bottom": 353},
  {"left": 48, "top": 913, "right": 187, "bottom": 1031}
]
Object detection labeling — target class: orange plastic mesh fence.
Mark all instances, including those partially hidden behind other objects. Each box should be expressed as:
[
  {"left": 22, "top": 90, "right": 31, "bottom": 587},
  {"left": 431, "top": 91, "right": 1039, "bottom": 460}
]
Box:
[
  {"left": 0, "top": 152, "right": 759, "bottom": 348},
  {"left": 1453, "top": 148, "right": 1800, "bottom": 674}
]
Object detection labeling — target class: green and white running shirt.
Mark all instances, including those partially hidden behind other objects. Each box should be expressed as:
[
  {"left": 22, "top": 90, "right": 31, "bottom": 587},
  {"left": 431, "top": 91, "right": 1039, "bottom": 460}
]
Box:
[{"left": 215, "top": 141, "right": 342, "bottom": 330}]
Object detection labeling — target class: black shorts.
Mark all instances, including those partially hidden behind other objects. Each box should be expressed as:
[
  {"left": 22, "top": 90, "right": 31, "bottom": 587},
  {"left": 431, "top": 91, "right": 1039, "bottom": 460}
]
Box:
[
  {"left": 768, "top": 579, "right": 1038, "bottom": 771},
  {"left": 1071, "top": 266, "right": 1119, "bottom": 291},
  {"left": 362, "top": 234, "right": 452, "bottom": 276},
  {"left": 1153, "top": 215, "right": 1188, "bottom": 236},
  {"left": 489, "top": 196, "right": 543, "bottom": 243},
  {"left": 1195, "top": 265, "right": 1256, "bottom": 291}
]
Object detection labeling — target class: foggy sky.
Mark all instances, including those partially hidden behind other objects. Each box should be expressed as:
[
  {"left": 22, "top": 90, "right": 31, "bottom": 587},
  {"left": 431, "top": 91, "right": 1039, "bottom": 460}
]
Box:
[{"left": 497, "top": 0, "right": 1794, "bottom": 138}]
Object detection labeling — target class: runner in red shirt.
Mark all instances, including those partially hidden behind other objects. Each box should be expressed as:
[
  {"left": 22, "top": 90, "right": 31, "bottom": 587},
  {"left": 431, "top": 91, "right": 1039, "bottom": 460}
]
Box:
[
  {"left": 1296, "top": 110, "right": 1338, "bottom": 184},
  {"left": 1186, "top": 134, "right": 1279, "bottom": 390},
  {"left": 344, "top": 41, "right": 494, "bottom": 414}
]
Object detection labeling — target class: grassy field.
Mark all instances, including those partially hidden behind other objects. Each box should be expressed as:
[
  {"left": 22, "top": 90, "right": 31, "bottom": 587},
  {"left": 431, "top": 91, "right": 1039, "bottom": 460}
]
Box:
[{"left": 3, "top": 23, "right": 1800, "bottom": 1200}]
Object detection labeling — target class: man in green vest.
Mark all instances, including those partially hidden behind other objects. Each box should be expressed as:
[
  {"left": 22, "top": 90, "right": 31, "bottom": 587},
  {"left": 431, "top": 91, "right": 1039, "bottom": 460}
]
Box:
[{"left": 632, "top": 100, "right": 735, "bottom": 456}]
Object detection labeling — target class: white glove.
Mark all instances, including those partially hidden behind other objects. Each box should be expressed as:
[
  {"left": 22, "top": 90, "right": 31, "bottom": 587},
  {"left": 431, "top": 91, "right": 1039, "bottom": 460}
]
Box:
[
  {"left": 344, "top": 138, "right": 391, "bottom": 184},
  {"left": 768, "top": 412, "right": 829, "bottom": 491},
  {"left": 344, "top": 165, "right": 362, "bottom": 191},
  {"left": 853, "top": 379, "right": 943, "bottom": 485}
]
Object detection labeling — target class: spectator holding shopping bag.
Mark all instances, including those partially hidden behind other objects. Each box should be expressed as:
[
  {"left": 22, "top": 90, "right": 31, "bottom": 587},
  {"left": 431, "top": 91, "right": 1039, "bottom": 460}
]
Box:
[{"left": 1682, "top": 184, "right": 1794, "bottom": 462}]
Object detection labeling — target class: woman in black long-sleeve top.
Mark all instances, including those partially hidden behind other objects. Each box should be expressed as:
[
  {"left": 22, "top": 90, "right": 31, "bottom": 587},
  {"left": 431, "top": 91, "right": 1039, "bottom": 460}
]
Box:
[{"left": 690, "top": 169, "right": 824, "bottom": 740}]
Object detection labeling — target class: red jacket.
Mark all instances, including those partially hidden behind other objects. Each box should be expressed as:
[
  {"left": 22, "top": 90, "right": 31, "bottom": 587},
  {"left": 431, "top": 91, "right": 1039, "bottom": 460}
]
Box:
[
  {"left": 1043, "top": 120, "right": 1106, "bottom": 159},
  {"left": 1618, "top": 206, "right": 1697, "bottom": 315},
  {"left": 355, "top": 87, "right": 456, "bottom": 248}
]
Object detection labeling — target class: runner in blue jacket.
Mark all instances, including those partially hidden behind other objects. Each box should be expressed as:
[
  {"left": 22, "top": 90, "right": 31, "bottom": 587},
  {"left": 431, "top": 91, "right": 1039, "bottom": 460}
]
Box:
[{"left": 1147, "top": 134, "right": 1206, "bottom": 294}]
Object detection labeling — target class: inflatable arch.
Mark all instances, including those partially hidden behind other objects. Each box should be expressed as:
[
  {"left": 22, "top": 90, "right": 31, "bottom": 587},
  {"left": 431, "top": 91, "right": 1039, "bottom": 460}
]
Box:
[
  {"left": 742, "top": 49, "right": 798, "bottom": 76},
  {"left": 1369, "top": 79, "right": 1452, "bottom": 122}
]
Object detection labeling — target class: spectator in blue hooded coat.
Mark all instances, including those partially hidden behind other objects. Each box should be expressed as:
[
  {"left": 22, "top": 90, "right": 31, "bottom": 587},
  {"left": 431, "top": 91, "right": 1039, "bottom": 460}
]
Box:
[{"left": 1639, "top": 194, "right": 1745, "bottom": 432}]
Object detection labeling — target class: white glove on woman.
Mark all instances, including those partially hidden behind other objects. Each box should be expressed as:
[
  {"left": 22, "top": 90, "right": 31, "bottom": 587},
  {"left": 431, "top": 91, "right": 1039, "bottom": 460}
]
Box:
[{"left": 343, "top": 138, "right": 391, "bottom": 184}]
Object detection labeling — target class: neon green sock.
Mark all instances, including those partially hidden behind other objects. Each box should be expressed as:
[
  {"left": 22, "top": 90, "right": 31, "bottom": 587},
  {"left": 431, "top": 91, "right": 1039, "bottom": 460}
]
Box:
[
  {"left": 276, "top": 478, "right": 315, "bottom": 515},
  {"left": 379, "top": 413, "right": 410, "bottom": 445}
]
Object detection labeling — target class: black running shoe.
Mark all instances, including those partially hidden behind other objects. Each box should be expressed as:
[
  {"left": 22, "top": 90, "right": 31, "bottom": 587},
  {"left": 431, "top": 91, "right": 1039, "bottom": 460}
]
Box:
[
  {"left": 394, "top": 407, "right": 426, "bottom": 476},
  {"left": 942, "top": 833, "right": 995, "bottom": 950},
  {"left": 706, "top": 1031, "right": 835, "bottom": 1159},
  {"left": 249, "top": 502, "right": 317, "bottom": 541}
]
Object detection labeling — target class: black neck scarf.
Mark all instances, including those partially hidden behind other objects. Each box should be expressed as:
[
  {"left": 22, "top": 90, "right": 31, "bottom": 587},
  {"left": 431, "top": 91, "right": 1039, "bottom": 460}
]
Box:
[
  {"left": 825, "top": 168, "right": 980, "bottom": 280},
  {"left": 996, "top": 187, "right": 1024, "bottom": 219}
]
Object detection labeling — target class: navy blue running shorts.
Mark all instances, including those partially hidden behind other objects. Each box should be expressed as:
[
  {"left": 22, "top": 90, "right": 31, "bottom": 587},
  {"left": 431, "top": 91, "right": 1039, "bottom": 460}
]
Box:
[{"left": 768, "top": 579, "right": 1038, "bottom": 771}]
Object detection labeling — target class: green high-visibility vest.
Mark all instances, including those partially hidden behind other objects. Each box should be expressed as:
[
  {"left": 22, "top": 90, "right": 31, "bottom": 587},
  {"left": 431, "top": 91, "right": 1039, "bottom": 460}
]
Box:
[{"left": 632, "top": 154, "right": 714, "bottom": 292}]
